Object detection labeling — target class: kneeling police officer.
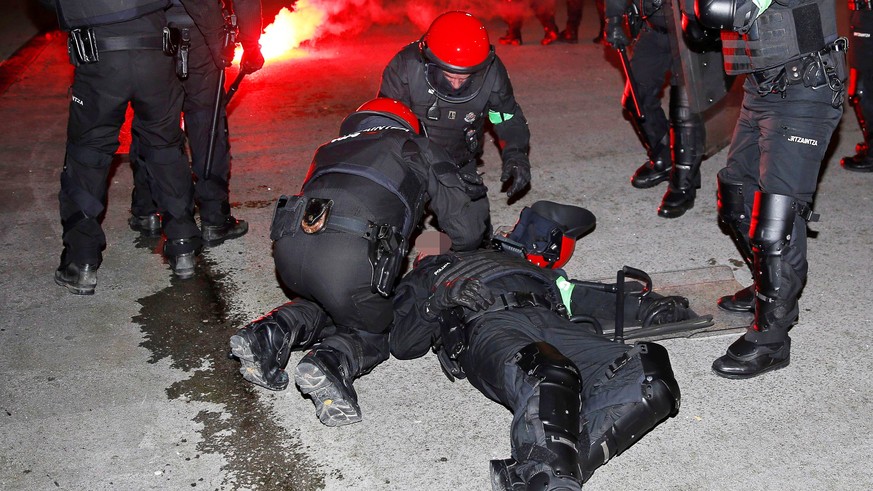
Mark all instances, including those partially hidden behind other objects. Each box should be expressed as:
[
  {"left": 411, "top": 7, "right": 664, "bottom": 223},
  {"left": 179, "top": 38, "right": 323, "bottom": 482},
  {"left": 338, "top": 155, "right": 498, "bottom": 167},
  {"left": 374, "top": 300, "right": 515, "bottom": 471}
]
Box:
[{"left": 229, "top": 98, "right": 488, "bottom": 426}]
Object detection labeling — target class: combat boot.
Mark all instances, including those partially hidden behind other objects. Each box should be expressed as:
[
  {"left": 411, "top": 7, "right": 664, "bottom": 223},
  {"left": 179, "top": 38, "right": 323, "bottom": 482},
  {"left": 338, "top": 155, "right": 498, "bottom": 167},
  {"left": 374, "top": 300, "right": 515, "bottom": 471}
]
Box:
[
  {"left": 294, "top": 347, "right": 362, "bottom": 427},
  {"left": 229, "top": 305, "right": 302, "bottom": 391},
  {"left": 201, "top": 215, "right": 248, "bottom": 247},
  {"left": 55, "top": 262, "right": 98, "bottom": 295},
  {"left": 658, "top": 91, "right": 704, "bottom": 218},
  {"left": 128, "top": 212, "right": 161, "bottom": 236},
  {"left": 163, "top": 238, "right": 198, "bottom": 279},
  {"left": 541, "top": 24, "right": 560, "bottom": 45},
  {"left": 712, "top": 336, "right": 791, "bottom": 379},
  {"left": 500, "top": 21, "right": 523, "bottom": 45},
  {"left": 718, "top": 284, "right": 755, "bottom": 313},
  {"left": 558, "top": 27, "right": 579, "bottom": 43},
  {"left": 630, "top": 134, "right": 671, "bottom": 188},
  {"left": 840, "top": 146, "right": 873, "bottom": 172}
]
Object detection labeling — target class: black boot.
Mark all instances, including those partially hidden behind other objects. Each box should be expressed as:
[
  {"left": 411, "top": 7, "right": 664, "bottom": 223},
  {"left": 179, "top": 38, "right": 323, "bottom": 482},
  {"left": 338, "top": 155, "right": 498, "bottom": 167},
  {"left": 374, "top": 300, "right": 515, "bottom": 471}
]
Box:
[
  {"left": 128, "top": 212, "right": 161, "bottom": 236},
  {"left": 55, "top": 262, "right": 98, "bottom": 295},
  {"left": 499, "top": 21, "right": 523, "bottom": 45},
  {"left": 294, "top": 346, "right": 362, "bottom": 426},
  {"left": 717, "top": 284, "right": 755, "bottom": 312},
  {"left": 202, "top": 215, "right": 248, "bottom": 247},
  {"left": 712, "top": 336, "right": 790, "bottom": 379},
  {"left": 712, "top": 193, "right": 803, "bottom": 379},
  {"left": 658, "top": 87, "right": 703, "bottom": 219},
  {"left": 558, "top": 26, "right": 579, "bottom": 43},
  {"left": 163, "top": 238, "right": 198, "bottom": 279},
  {"left": 840, "top": 145, "right": 873, "bottom": 172},
  {"left": 630, "top": 134, "right": 671, "bottom": 189},
  {"left": 541, "top": 23, "right": 560, "bottom": 45},
  {"left": 229, "top": 305, "right": 301, "bottom": 391}
]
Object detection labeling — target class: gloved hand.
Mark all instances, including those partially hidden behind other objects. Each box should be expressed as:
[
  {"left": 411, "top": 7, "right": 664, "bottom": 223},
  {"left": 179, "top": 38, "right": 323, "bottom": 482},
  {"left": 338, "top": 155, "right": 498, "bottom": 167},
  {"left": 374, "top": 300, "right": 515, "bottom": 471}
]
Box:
[
  {"left": 459, "top": 170, "right": 488, "bottom": 200},
  {"left": 500, "top": 156, "right": 531, "bottom": 199},
  {"left": 207, "top": 32, "right": 233, "bottom": 69},
  {"left": 605, "top": 16, "right": 630, "bottom": 49},
  {"left": 423, "top": 278, "right": 495, "bottom": 319},
  {"left": 241, "top": 43, "right": 265, "bottom": 73}
]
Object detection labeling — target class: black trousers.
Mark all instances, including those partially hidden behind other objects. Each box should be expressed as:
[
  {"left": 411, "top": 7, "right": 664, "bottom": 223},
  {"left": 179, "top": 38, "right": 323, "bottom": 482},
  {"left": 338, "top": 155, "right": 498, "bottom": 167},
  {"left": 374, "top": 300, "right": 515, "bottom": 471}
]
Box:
[
  {"left": 720, "top": 79, "right": 842, "bottom": 343},
  {"left": 460, "top": 307, "right": 644, "bottom": 467},
  {"left": 850, "top": 10, "right": 873, "bottom": 142},
  {"left": 272, "top": 230, "right": 391, "bottom": 377},
  {"left": 131, "top": 20, "right": 232, "bottom": 226},
  {"left": 60, "top": 49, "right": 198, "bottom": 266},
  {"left": 626, "top": 27, "right": 677, "bottom": 148}
]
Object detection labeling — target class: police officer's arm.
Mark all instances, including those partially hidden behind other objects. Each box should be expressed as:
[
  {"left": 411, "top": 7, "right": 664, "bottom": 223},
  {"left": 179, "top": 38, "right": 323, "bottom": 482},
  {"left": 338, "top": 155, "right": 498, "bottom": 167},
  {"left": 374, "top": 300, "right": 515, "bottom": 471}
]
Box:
[
  {"left": 377, "top": 47, "right": 413, "bottom": 105},
  {"left": 390, "top": 262, "right": 442, "bottom": 360},
  {"left": 602, "top": 0, "right": 632, "bottom": 48},
  {"left": 233, "top": 0, "right": 265, "bottom": 73},
  {"left": 488, "top": 58, "right": 532, "bottom": 198},
  {"left": 696, "top": 0, "right": 763, "bottom": 31},
  {"left": 418, "top": 142, "right": 488, "bottom": 251},
  {"left": 180, "top": 0, "right": 228, "bottom": 68}
]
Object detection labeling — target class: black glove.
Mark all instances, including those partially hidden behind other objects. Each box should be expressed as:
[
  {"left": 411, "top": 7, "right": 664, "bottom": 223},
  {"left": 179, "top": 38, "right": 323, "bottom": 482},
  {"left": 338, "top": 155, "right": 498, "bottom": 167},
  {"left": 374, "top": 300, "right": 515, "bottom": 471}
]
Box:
[
  {"left": 241, "top": 43, "right": 265, "bottom": 73},
  {"left": 459, "top": 170, "right": 488, "bottom": 200},
  {"left": 638, "top": 295, "right": 691, "bottom": 327},
  {"left": 423, "top": 278, "right": 495, "bottom": 320},
  {"left": 207, "top": 32, "right": 232, "bottom": 69},
  {"left": 500, "top": 156, "right": 531, "bottom": 199},
  {"left": 605, "top": 16, "right": 630, "bottom": 49}
]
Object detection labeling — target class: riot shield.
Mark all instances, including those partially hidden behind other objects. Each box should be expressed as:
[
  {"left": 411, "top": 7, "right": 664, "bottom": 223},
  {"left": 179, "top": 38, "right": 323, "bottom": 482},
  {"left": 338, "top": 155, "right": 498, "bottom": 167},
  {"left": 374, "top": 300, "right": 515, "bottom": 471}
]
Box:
[{"left": 665, "top": 0, "right": 743, "bottom": 157}]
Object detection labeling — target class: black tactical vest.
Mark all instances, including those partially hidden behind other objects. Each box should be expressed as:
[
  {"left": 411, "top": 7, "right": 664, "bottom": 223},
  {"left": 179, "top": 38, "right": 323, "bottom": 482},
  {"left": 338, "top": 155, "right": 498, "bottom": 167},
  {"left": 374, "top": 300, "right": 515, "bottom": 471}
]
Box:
[
  {"left": 304, "top": 128, "right": 427, "bottom": 237},
  {"left": 434, "top": 250, "right": 561, "bottom": 301},
  {"left": 55, "top": 0, "right": 169, "bottom": 30},
  {"left": 722, "top": 0, "right": 838, "bottom": 74}
]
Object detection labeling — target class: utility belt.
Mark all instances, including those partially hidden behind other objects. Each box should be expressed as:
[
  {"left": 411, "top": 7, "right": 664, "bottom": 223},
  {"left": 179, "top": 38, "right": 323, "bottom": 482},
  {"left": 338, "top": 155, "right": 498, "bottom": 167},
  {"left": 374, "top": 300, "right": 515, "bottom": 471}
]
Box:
[
  {"left": 752, "top": 38, "right": 849, "bottom": 107},
  {"left": 464, "top": 291, "right": 568, "bottom": 322},
  {"left": 67, "top": 28, "right": 165, "bottom": 65},
  {"left": 849, "top": 0, "right": 873, "bottom": 10},
  {"left": 270, "top": 195, "right": 408, "bottom": 297}
]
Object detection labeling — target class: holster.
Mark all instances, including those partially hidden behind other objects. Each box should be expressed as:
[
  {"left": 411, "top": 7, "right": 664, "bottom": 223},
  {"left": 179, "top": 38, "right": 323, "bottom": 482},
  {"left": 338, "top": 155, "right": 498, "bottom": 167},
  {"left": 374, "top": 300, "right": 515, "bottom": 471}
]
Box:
[
  {"left": 166, "top": 27, "right": 191, "bottom": 79},
  {"left": 367, "top": 223, "right": 407, "bottom": 297},
  {"left": 754, "top": 38, "right": 849, "bottom": 107},
  {"left": 68, "top": 28, "right": 99, "bottom": 66},
  {"left": 434, "top": 307, "right": 468, "bottom": 381}
]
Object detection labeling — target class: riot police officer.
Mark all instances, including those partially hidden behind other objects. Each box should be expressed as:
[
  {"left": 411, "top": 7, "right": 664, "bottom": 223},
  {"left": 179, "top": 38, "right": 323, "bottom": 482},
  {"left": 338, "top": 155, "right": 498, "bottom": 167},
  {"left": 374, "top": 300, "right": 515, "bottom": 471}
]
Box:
[
  {"left": 841, "top": 0, "right": 873, "bottom": 172},
  {"left": 228, "top": 99, "right": 488, "bottom": 427},
  {"left": 379, "top": 11, "right": 532, "bottom": 222},
  {"left": 129, "top": 0, "right": 264, "bottom": 246},
  {"left": 696, "top": 0, "right": 847, "bottom": 377},
  {"left": 53, "top": 0, "right": 203, "bottom": 294},
  {"left": 603, "top": 0, "right": 712, "bottom": 218},
  {"left": 389, "top": 203, "right": 690, "bottom": 490}
]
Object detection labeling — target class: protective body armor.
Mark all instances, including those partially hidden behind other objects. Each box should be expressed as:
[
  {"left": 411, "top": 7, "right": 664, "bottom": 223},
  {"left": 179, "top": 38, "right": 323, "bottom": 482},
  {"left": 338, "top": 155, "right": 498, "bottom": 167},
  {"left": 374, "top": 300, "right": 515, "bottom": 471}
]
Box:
[
  {"left": 55, "top": 0, "right": 169, "bottom": 30},
  {"left": 722, "top": 0, "right": 839, "bottom": 74},
  {"left": 166, "top": 0, "right": 194, "bottom": 27},
  {"left": 434, "top": 250, "right": 563, "bottom": 304},
  {"left": 388, "top": 44, "right": 503, "bottom": 164},
  {"left": 304, "top": 128, "right": 428, "bottom": 238}
]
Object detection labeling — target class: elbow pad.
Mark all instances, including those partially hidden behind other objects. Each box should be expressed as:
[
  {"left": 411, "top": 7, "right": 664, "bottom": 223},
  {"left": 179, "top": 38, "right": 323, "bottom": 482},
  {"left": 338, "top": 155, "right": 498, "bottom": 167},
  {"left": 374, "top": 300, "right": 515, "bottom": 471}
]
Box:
[{"left": 695, "top": 0, "right": 759, "bottom": 32}]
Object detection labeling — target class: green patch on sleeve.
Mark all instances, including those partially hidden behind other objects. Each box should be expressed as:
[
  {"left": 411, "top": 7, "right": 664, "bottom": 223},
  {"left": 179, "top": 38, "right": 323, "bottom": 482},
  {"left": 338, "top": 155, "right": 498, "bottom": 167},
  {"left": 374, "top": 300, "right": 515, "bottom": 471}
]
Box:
[
  {"left": 555, "top": 276, "right": 574, "bottom": 317},
  {"left": 488, "top": 110, "right": 515, "bottom": 124}
]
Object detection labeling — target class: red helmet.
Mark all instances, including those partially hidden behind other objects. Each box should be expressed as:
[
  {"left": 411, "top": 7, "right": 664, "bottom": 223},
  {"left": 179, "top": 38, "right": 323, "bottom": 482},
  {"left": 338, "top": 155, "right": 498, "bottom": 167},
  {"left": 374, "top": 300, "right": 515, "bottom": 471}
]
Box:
[
  {"left": 419, "top": 11, "right": 495, "bottom": 74},
  {"left": 338, "top": 98, "right": 421, "bottom": 136},
  {"left": 493, "top": 201, "right": 596, "bottom": 269}
]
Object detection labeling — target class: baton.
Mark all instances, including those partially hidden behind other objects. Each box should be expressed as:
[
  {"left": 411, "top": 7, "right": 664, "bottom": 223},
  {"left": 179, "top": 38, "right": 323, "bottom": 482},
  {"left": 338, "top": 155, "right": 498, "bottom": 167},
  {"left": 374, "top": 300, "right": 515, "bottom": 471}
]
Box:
[
  {"left": 617, "top": 47, "right": 645, "bottom": 122},
  {"left": 225, "top": 70, "right": 246, "bottom": 104},
  {"left": 204, "top": 67, "right": 225, "bottom": 181}
]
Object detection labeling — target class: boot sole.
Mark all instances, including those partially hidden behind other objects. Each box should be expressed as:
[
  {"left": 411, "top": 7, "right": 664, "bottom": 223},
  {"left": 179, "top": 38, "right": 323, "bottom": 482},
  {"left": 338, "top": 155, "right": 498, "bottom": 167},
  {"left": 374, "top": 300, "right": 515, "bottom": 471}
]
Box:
[
  {"left": 229, "top": 333, "right": 289, "bottom": 391},
  {"left": 712, "top": 357, "right": 790, "bottom": 380},
  {"left": 294, "top": 359, "right": 362, "bottom": 427},
  {"left": 54, "top": 271, "right": 95, "bottom": 295}
]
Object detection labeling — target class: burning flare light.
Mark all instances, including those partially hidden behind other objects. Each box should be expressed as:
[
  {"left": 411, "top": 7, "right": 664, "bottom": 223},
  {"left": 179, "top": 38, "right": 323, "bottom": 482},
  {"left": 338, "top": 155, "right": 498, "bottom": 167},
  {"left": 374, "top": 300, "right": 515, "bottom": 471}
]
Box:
[{"left": 234, "top": 1, "right": 325, "bottom": 64}]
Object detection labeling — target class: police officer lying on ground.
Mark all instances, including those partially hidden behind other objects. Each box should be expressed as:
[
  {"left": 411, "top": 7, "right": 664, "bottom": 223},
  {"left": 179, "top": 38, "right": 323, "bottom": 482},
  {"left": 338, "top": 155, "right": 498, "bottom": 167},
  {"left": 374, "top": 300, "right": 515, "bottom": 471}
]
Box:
[
  {"left": 379, "top": 11, "right": 532, "bottom": 223},
  {"left": 390, "top": 202, "right": 698, "bottom": 490},
  {"left": 229, "top": 98, "right": 488, "bottom": 426}
]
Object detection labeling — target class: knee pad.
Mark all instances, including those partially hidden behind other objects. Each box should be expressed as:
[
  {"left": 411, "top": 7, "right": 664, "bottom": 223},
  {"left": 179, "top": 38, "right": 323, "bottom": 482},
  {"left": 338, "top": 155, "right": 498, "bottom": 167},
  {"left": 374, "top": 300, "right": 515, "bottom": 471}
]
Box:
[
  {"left": 582, "top": 342, "right": 679, "bottom": 478},
  {"left": 515, "top": 342, "right": 584, "bottom": 485}
]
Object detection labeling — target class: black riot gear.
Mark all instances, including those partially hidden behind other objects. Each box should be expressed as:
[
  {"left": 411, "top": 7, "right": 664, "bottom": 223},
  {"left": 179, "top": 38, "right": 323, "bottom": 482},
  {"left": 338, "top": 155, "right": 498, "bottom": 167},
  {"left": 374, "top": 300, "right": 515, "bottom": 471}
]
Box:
[
  {"left": 54, "top": 0, "right": 169, "bottom": 30},
  {"left": 841, "top": 6, "right": 873, "bottom": 172}
]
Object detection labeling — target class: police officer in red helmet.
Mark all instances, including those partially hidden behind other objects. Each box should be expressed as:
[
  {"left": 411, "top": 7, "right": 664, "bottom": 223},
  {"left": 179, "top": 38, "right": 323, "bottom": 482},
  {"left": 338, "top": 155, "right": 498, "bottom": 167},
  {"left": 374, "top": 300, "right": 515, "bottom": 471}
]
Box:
[{"left": 379, "top": 11, "right": 533, "bottom": 218}]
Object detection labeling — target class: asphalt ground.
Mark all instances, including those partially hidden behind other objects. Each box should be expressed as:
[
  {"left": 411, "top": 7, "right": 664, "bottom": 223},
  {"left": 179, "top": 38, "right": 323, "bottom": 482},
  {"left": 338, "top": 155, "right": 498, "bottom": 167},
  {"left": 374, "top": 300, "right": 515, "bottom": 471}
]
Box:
[{"left": 1, "top": 2, "right": 871, "bottom": 490}]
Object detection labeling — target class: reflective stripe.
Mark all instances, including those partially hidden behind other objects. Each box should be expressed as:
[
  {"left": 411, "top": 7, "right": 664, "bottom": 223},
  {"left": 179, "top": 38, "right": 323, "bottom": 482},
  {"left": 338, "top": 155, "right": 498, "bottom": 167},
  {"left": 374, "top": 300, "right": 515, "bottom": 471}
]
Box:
[
  {"left": 555, "top": 276, "right": 574, "bottom": 317},
  {"left": 488, "top": 110, "right": 514, "bottom": 124}
]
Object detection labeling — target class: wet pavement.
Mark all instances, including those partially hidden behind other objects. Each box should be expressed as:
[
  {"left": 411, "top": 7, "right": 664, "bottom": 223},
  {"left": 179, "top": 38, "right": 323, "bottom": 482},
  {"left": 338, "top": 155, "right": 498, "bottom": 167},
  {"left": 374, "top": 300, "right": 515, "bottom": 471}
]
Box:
[{"left": 1, "top": 2, "right": 872, "bottom": 490}]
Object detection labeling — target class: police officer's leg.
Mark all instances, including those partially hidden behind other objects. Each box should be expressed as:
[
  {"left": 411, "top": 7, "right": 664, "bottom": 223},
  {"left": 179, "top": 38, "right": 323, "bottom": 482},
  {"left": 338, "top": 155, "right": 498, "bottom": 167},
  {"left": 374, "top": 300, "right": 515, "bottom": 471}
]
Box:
[
  {"left": 57, "top": 54, "right": 132, "bottom": 294},
  {"left": 715, "top": 168, "right": 756, "bottom": 312},
  {"left": 470, "top": 312, "right": 583, "bottom": 490},
  {"left": 559, "top": 0, "right": 583, "bottom": 43},
  {"left": 841, "top": 11, "right": 873, "bottom": 171},
  {"left": 714, "top": 86, "right": 841, "bottom": 378},
  {"left": 230, "top": 295, "right": 328, "bottom": 390},
  {"left": 181, "top": 32, "right": 247, "bottom": 246},
  {"left": 131, "top": 50, "right": 201, "bottom": 277},
  {"left": 532, "top": 0, "right": 560, "bottom": 45},
  {"left": 578, "top": 342, "right": 680, "bottom": 481},
  {"left": 128, "top": 137, "right": 161, "bottom": 235},
  {"left": 627, "top": 30, "right": 673, "bottom": 189},
  {"left": 658, "top": 84, "right": 705, "bottom": 218}
]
